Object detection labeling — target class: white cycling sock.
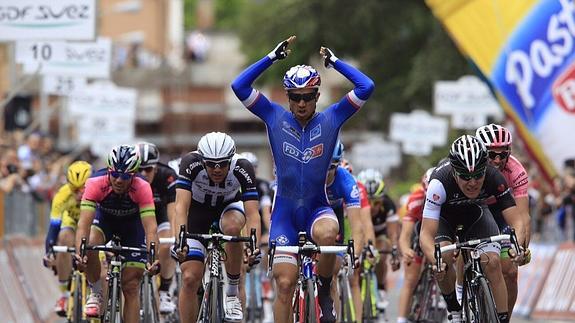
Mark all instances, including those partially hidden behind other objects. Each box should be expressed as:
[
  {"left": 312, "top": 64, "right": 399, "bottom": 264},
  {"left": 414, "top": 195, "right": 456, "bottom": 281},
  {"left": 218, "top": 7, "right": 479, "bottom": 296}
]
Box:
[
  {"left": 226, "top": 273, "right": 240, "bottom": 296},
  {"left": 397, "top": 317, "right": 408, "bottom": 323}
]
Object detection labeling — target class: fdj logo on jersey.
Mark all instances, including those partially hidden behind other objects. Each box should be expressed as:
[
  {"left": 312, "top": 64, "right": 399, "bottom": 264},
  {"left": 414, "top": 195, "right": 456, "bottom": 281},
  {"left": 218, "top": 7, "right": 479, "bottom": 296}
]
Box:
[{"left": 283, "top": 142, "right": 323, "bottom": 163}]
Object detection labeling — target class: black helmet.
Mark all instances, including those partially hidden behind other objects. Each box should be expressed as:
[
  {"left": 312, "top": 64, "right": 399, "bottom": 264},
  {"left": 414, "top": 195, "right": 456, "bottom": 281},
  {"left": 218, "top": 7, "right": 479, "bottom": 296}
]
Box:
[
  {"left": 136, "top": 142, "right": 160, "bottom": 168},
  {"left": 449, "top": 135, "right": 488, "bottom": 173}
]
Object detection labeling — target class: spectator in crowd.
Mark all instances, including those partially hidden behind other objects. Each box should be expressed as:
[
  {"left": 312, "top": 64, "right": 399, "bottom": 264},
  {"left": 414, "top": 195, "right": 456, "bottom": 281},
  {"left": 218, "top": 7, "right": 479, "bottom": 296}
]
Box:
[
  {"left": 17, "top": 132, "right": 42, "bottom": 170},
  {"left": 186, "top": 30, "right": 210, "bottom": 62},
  {"left": 0, "top": 148, "right": 28, "bottom": 193}
]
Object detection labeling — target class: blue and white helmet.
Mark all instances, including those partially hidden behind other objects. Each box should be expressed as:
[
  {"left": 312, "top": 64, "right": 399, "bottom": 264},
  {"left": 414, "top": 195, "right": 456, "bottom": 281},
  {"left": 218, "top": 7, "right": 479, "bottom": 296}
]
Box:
[
  {"left": 332, "top": 140, "right": 344, "bottom": 163},
  {"left": 106, "top": 144, "right": 141, "bottom": 173},
  {"left": 283, "top": 65, "right": 321, "bottom": 90}
]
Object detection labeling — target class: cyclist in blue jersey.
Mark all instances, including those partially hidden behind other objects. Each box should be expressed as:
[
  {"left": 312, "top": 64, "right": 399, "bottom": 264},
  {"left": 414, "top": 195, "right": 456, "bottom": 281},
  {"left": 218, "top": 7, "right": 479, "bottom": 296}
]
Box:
[
  {"left": 231, "top": 36, "right": 374, "bottom": 323},
  {"left": 325, "top": 140, "right": 366, "bottom": 319}
]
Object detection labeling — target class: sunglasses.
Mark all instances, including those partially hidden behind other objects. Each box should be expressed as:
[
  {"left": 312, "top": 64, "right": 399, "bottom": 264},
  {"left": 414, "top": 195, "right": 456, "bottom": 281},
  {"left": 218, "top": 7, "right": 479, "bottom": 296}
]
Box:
[
  {"left": 288, "top": 92, "right": 317, "bottom": 103},
  {"left": 488, "top": 150, "right": 510, "bottom": 160},
  {"left": 138, "top": 166, "right": 155, "bottom": 173},
  {"left": 109, "top": 171, "right": 134, "bottom": 180},
  {"left": 204, "top": 159, "right": 231, "bottom": 169},
  {"left": 455, "top": 169, "right": 486, "bottom": 181}
]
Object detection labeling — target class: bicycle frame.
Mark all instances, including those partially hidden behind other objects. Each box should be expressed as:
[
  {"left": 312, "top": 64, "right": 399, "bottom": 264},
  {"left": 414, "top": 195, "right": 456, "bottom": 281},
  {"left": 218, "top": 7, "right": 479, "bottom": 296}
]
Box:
[
  {"left": 79, "top": 236, "right": 151, "bottom": 323},
  {"left": 268, "top": 231, "right": 355, "bottom": 323},
  {"left": 435, "top": 228, "right": 520, "bottom": 323},
  {"left": 51, "top": 245, "right": 87, "bottom": 323},
  {"left": 177, "top": 225, "right": 255, "bottom": 323}
]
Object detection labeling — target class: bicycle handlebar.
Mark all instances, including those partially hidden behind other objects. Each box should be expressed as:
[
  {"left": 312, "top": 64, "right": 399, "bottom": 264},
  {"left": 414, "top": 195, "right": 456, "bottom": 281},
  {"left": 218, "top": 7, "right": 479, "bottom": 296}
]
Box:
[
  {"left": 52, "top": 245, "right": 76, "bottom": 253},
  {"left": 434, "top": 228, "right": 521, "bottom": 273},
  {"left": 176, "top": 224, "right": 256, "bottom": 253}
]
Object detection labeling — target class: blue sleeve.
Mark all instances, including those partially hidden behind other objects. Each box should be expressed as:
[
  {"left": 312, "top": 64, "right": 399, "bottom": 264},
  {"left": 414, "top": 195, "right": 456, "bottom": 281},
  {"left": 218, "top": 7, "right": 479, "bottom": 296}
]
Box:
[
  {"left": 339, "top": 168, "right": 361, "bottom": 208},
  {"left": 325, "top": 59, "right": 375, "bottom": 126},
  {"left": 231, "top": 56, "right": 281, "bottom": 123},
  {"left": 45, "top": 219, "right": 61, "bottom": 253}
]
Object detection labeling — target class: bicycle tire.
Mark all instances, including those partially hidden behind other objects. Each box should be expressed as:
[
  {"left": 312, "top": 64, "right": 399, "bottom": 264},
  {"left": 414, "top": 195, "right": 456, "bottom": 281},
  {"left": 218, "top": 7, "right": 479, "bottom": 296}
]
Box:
[
  {"left": 209, "top": 276, "right": 222, "bottom": 323},
  {"left": 339, "top": 274, "right": 355, "bottom": 323},
  {"left": 361, "top": 272, "right": 376, "bottom": 322},
  {"left": 305, "top": 279, "right": 318, "bottom": 323},
  {"left": 71, "top": 272, "right": 83, "bottom": 323},
  {"left": 141, "top": 274, "right": 157, "bottom": 323},
  {"left": 409, "top": 268, "right": 431, "bottom": 322},
  {"left": 108, "top": 276, "right": 120, "bottom": 323},
  {"left": 246, "top": 269, "right": 262, "bottom": 322},
  {"left": 475, "top": 276, "right": 499, "bottom": 323}
]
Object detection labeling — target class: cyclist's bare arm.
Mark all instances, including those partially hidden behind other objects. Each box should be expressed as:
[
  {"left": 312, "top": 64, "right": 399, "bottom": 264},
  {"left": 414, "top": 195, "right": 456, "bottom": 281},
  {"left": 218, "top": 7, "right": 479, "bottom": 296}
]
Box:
[
  {"left": 387, "top": 218, "right": 400, "bottom": 247},
  {"left": 243, "top": 199, "right": 262, "bottom": 247},
  {"left": 141, "top": 215, "right": 159, "bottom": 253},
  {"left": 419, "top": 218, "right": 439, "bottom": 265},
  {"left": 399, "top": 220, "right": 416, "bottom": 261},
  {"left": 515, "top": 196, "right": 531, "bottom": 246},
  {"left": 346, "top": 206, "right": 363, "bottom": 258},
  {"left": 360, "top": 206, "right": 376, "bottom": 246},
  {"left": 76, "top": 206, "right": 96, "bottom": 252},
  {"left": 167, "top": 201, "right": 176, "bottom": 236},
  {"left": 174, "top": 188, "right": 191, "bottom": 240},
  {"left": 501, "top": 205, "right": 526, "bottom": 248}
]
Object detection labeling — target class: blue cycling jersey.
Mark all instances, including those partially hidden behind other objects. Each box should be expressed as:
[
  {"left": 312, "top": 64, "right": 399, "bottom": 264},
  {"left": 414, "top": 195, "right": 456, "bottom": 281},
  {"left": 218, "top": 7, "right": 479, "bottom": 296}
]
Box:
[
  {"left": 231, "top": 55, "right": 374, "bottom": 246},
  {"left": 326, "top": 166, "right": 361, "bottom": 209}
]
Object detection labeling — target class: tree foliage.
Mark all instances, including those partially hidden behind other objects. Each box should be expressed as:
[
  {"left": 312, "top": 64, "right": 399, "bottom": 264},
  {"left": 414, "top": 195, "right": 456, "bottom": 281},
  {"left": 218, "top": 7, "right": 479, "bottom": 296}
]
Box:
[{"left": 236, "top": 0, "right": 473, "bottom": 132}]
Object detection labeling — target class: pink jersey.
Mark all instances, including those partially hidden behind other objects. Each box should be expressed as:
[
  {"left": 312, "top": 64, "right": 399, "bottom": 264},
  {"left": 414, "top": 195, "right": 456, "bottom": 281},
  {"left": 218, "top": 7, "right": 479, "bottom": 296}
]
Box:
[
  {"left": 500, "top": 155, "right": 529, "bottom": 198},
  {"left": 81, "top": 173, "right": 155, "bottom": 219}
]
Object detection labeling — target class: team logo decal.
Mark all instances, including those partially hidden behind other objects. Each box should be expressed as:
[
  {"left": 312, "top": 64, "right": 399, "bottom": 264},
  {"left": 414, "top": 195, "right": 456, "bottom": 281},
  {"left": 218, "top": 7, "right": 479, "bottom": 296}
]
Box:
[
  {"left": 277, "top": 235, "right": 289, "bottom": 245},
  {"left": 283, "top": 142, "right": 323, "bottom": 163},
  {"left": 282, "top": 121, "right": 301, "bottom": 141},
  {"left": 310, "top": 124, "right": 321, "bottom": 141}
]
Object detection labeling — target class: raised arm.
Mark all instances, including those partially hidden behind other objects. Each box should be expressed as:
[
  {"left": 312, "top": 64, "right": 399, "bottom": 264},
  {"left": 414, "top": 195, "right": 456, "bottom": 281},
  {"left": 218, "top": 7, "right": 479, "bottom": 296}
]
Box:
[
  {"left": 320, "top": 47, "right": 375, "bottom": 104},
  {"left": 231, "top": 36, "right": 296, "bottom": 102}
]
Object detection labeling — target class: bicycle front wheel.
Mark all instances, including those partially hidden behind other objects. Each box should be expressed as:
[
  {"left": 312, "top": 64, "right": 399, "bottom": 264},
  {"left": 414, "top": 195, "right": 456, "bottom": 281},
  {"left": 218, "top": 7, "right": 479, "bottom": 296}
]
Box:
[
  {"left": 209, "top": 276, "right": 223, "bottom": 323},
  {"left": 108, "top": 276, "right": 121, "bottom": 323},
  {"left": 475, "top": 276, "right": 499, "bottom": 323},
  {"left": 305, "top": 279, "right": 318, "bottom": 323},
  {"left": 71, "top": 272, "right": 83, "bottom": 323}
]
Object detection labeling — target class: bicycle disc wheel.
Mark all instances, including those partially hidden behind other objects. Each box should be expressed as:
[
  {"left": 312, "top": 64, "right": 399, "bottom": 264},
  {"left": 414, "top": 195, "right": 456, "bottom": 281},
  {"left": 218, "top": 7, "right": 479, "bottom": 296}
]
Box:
[
  {"left": 475, "top": 276, "right": 499, "bottom": 323},
  {"left": 305, "top": 279, "right": 318, "bottom": 323}
]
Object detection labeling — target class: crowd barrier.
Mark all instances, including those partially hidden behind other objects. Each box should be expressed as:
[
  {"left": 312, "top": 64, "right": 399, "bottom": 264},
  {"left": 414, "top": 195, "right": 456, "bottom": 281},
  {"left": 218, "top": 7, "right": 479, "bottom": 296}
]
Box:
[{"left": 0, "top": 190, "right": 50, "bottom": 239}]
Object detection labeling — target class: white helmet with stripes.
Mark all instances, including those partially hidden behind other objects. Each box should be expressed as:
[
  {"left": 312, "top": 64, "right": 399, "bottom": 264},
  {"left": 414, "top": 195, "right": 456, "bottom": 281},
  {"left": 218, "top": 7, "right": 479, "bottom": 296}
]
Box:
[
  {"left": 475, "top": 123, "right": 512, "bottom": 148},
  {"left": 197, "top": 132, "right": 236, "bottom": 161}
]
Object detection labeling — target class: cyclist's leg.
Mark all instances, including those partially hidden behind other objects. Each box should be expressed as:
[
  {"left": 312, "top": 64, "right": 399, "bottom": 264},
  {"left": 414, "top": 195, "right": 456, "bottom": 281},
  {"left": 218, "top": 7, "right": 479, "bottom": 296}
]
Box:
[
  {"left": 112, "top": 215, "right": 147, "bottom": 323},
  {"left": 467, "top": 206, "right": 509, "bottom": 321},
  {"left": 84, "top": 212, "right": 107, "bottom": 317},
  {"left": 309, "top": 206, "right": 339, "bottom": 322},
  {"left": 269, "top": 198, "right": 299, "bottom": 323},
  {"left": 179, "top": 205, "right": 213, "bottom": 323},
  {"left": 397, "top": 223, "right": 423, "bottom": 321},
  {"left": 220, "top": 201, "right": 247, "bottom": 321},
  {"left": 55, "top": 215, "right": 76, "bottom": 312},
  {"left": 157, "top": 209, "right": 177, "bottom": 313},
  {"left": 375, "top": 234, "right": 390, "bottom": 311},
  {"left": 496, "top": 214, "right": 519, "bottom": 314},
  {"left": 435, "top": 217, "right": 461, "bottom": 315}
]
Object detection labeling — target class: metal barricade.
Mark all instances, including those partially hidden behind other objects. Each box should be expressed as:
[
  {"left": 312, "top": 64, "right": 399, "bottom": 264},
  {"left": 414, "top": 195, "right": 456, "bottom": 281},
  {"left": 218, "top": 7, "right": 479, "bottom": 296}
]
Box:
[{"left": 1, "top": 190, "right": 49, "bottom": 237}]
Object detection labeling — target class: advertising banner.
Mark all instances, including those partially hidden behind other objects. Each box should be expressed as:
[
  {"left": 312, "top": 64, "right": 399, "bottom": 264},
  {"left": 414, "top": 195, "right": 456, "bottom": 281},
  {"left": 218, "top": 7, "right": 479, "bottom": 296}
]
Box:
[
  {"left": 0, "top": 0, "right": 96, "bottom": 41},
  {"left": 16, "top": 38, "right": 111, "bottom": 78},
  {"left": 425, "top": 0, "right": 575, "bottom": 183}
]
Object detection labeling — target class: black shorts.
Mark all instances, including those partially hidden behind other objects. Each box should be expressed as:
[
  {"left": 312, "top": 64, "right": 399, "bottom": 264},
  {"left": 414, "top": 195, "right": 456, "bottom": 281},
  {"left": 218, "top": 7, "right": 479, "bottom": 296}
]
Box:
[{"left": 435, "top": 204, "right": 500, "bottom": 244}]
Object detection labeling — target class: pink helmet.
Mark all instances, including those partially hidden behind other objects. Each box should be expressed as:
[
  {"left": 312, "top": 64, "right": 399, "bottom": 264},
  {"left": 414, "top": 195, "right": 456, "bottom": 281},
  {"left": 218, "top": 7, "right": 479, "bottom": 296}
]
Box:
[{"left": 475, "top": 124, "right": 512, "bottom": 148}]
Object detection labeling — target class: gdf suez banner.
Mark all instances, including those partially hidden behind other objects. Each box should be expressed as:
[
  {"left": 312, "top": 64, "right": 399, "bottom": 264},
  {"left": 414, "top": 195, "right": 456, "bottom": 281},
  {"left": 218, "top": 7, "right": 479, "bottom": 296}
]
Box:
[
  {"left": 425, "top": 0, "right": 575, "bottom": 184},
  {"left": 0, "top": 0, "right": 96, "bottom": 41}
]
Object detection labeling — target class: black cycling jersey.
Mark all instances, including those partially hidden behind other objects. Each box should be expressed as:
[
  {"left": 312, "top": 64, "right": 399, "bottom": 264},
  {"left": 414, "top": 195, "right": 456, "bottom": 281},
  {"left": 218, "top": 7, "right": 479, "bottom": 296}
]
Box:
[
  {"left": 423, "top": 161, "right": 515, "bottom": 233},
  {"left": 176, "top": 152, "right": 259, "bottom": 208},
  {"left": 372, "top": 194, "right": 398, "bottom": 237},
  {"left": 150, "top": 162, "right": 177, "bottom": 225}
]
